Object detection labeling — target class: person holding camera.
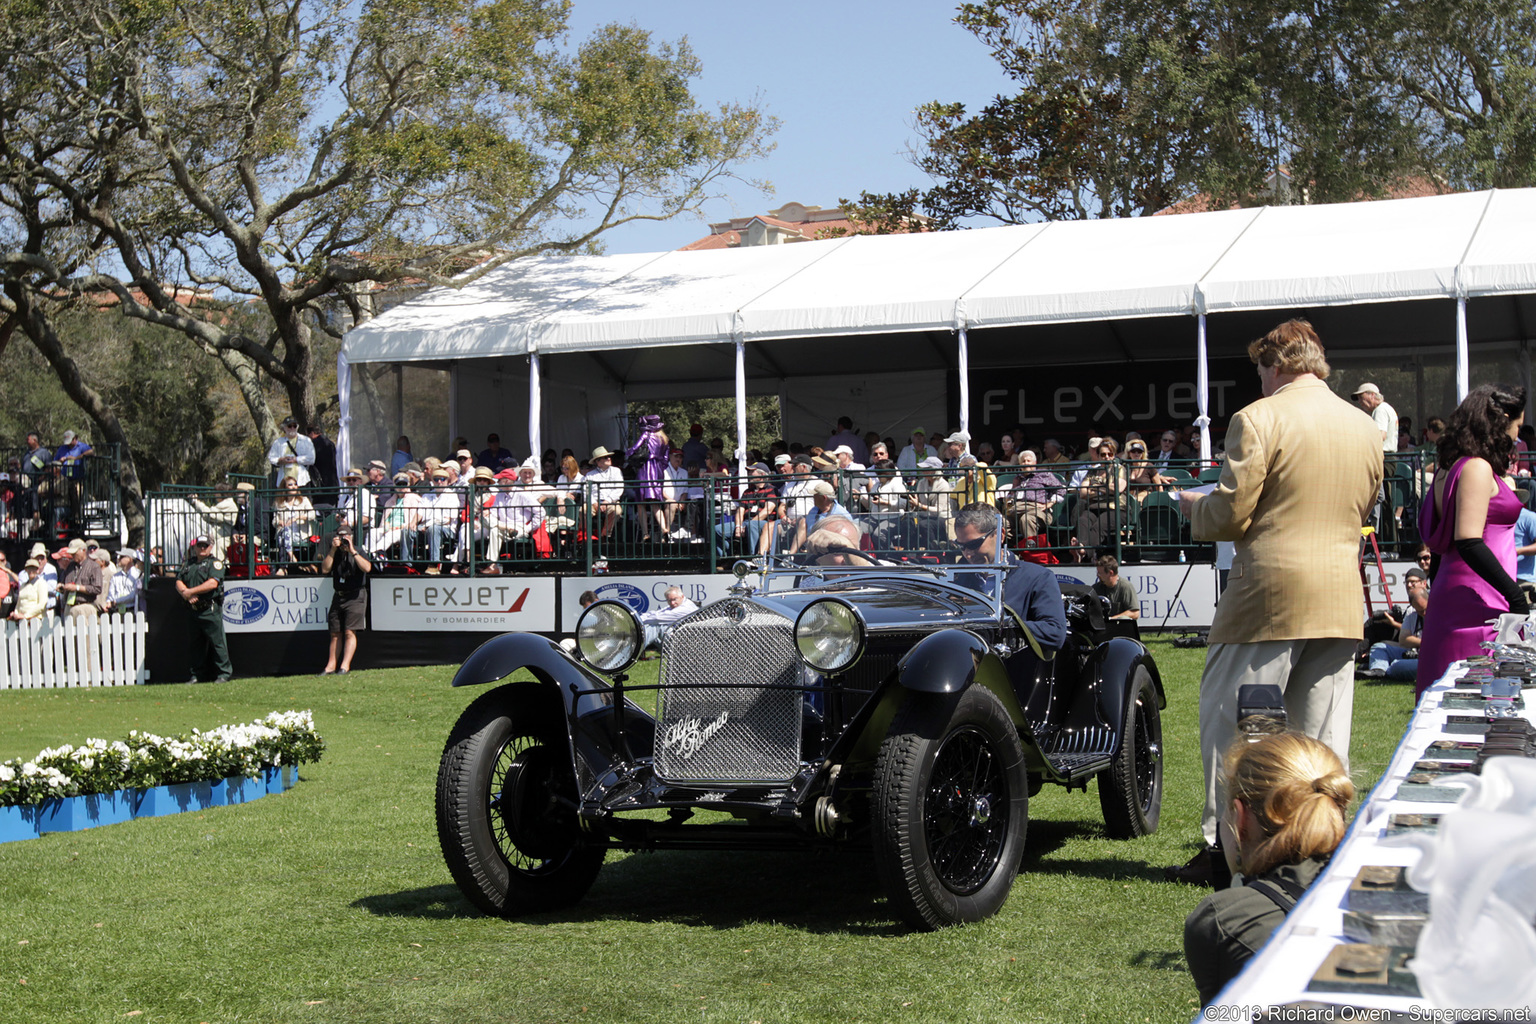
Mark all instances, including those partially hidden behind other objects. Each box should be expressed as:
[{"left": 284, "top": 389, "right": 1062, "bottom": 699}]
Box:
[
  {"left": 321, "top": 525, "right": 372, "bottom": 675},
  {"left": 1184, "top": 731, "right": 1354, "bottom": 1005}
]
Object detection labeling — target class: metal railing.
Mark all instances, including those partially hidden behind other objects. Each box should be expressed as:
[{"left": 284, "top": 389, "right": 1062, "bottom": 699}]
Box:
[
  {"left": 1, "top": 444, "right": 123, "bottom": 544},
  {"left": 143, "top": 459, "right": 1283, "bottom": 577}
]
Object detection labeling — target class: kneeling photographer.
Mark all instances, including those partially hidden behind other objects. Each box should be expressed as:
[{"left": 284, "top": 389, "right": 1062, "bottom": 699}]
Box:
[
  {"left": 322, "top": 525, "right": 372, "bottom": 675},
  {"left": 1183, "top": 727, "right": 1354, "bottom": 1004}
]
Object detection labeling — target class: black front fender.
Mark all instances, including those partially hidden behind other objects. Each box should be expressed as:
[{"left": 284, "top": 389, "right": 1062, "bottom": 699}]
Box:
[
  {"left": 832, "top": 629, "right": 1035, "bottom": 767},
  {"left": 896, "top": 628, "right": 988, "bottom": 694},
  {"left": 451, "top": 632, "right": 656, "bottom": 790},
  {"left": 1061, "top": 636, "right": 1164, "bottom": 741}
]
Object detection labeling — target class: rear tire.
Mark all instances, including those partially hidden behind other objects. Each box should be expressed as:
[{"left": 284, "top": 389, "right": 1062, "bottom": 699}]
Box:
[
  {"left": 872, "top": 687, "right": 1029, "bottom": 929},
  {"left": 1099, "top": 666, "right": 1163, "bottom": 839},
  {"left": 435, "top": 683, "right": 603, "bottom": 916}
]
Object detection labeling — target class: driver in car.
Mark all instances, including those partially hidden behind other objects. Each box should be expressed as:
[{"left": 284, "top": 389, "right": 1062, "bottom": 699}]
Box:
[{"left": 953, "top": 503, "right": 1067, "bottom": 654}]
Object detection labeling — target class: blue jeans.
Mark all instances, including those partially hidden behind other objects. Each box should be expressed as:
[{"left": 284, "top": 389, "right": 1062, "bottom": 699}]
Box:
[
  {"left": 1368, "top": 641, "right": 1418, "bottom": 680},
  {"left": 426, "top": 523, "right": 455, "bottom": 561}
]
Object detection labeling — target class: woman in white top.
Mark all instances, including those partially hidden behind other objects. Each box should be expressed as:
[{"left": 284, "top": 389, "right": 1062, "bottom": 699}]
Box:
[
  {"left": 552, "top": 454, "right": 583, "bottom": 523},
  {"left": 661, "top": 448, "right": 690, "bottom": 538},
  {"left": 272, "top": 477, "right": 316, "bottom": 564},
  {"left": 9, "top": 557, "right": 49, "bottom": 620},
  {"left": 372, "top": 474, "right": 423, "bottom": 560}
]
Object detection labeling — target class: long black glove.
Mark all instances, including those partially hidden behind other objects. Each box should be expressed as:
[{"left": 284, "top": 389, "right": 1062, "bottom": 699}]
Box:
[{"left": 1454, "top": 537, "right": 1530, "bottom": 615}]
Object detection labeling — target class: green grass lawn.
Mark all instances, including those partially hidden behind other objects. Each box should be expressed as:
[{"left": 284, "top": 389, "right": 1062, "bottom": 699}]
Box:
[{"left": 0, "top": 637, "right": 1417, "bottom": 1024}]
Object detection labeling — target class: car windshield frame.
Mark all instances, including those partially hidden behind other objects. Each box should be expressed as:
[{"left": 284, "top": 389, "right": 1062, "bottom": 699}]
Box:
[{"left": 752, "top": 510, "right": 1011, "bottom": 614}]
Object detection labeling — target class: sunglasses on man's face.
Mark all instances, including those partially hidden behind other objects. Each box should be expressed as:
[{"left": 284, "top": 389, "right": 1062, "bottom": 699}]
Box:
[{"left": 958, "top": 535, "right": 988, "bottom": 553}]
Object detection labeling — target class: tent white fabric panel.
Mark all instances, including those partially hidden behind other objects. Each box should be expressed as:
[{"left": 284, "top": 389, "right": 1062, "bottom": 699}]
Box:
[
  {"left": 1197, "top": 191, "right": 1493, "bottom": 312},
  {"left": 736, "top": 224, "right": 1045, "bottom": 339},
  {"left": 1458, "top": 190, "right": 1536, "bottom": 296},
  {"left": 347, "top": 252, "right": 663, "bottom": 362},
  {"left": 531, "top": 241, "right": 851, "bottom": 353},
  {"left": 779, "top": 371, "right": 951, "bottom": 451},
  {"left": 961, "top": 207, "right": 1261, "bottom": 326},
  {"left": 340, "top": 188, "right": 1536, "bottom": 369}
]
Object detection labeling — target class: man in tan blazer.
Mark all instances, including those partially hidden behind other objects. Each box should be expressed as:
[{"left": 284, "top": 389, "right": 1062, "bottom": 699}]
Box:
[{"left": 1168, "top": 319, "right": 1382, "bottom": 885}]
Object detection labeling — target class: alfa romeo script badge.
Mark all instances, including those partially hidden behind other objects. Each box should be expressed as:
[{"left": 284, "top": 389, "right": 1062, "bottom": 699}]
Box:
[{"left": 661, "top": 712, "right": 729, "bottom": 760}]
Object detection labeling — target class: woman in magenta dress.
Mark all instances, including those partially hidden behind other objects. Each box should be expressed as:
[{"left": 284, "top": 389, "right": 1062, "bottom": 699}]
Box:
[
  {"left": 1416, "top": 384, "right": 1529, "bottom": 698},
  {"left": 626, "top": 414, "right": 669, "bottom": 540}
]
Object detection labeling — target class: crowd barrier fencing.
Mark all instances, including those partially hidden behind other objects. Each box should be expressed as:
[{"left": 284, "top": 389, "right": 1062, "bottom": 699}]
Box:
[
  {"left": 140, "top": 451, "right": 1431, "bottom": 581},
  {"left": 1, "top": 611, "right": 147, "bottom": 689},
  {"left": 1, "top": 444, "right": 124, "bottom": 544}
]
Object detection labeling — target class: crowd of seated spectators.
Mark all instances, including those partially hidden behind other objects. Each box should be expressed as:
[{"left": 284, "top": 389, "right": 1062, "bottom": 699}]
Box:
[{"left": 153, "top": 408, "right": 1456, "bottom": 577}]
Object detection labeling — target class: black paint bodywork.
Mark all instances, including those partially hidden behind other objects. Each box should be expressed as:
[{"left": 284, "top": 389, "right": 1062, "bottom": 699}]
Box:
[{"left": 450, "top": 570, "right": 1165, "bottom": 851}]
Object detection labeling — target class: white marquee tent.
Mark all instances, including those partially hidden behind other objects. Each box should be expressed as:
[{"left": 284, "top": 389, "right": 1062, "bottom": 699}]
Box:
[{"left": 339, "top": 189, "right": 1536, "bottom": 470}]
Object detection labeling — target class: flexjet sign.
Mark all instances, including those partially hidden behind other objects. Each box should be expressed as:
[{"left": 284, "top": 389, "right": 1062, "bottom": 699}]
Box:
[
  {"left": 371, "top": 578, "right": 557, "bottom": 632},
  {"left": 969, "top": 358, "right": 1261, "bottom": 433}
]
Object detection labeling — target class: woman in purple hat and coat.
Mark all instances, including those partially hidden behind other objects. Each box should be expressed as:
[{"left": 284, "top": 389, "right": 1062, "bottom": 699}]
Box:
[{"left": 627, "top": 414, "right": 670, "bottom": 540}]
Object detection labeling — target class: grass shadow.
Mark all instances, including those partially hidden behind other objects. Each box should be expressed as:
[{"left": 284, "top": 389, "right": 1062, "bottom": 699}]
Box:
[{"left": 354, "top": 847, "right": 903, "bottom": 935}]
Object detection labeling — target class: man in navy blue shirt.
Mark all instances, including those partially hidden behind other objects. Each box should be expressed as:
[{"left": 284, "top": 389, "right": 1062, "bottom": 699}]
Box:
[{"left": 953, "top": 504, "right": 1067, "bottom": 652}]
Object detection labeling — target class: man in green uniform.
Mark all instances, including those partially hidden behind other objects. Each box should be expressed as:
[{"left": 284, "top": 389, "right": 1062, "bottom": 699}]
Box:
[{"left": 176, "top": 535, "right": 233, "bottom": 682}]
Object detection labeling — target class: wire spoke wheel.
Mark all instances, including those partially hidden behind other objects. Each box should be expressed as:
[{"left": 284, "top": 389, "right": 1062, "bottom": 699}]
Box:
[
  {"left": 873, "top": 686, "right": 1029, "bottom": 929},
  {"left": 923, "top": 726, "right": 1008, "bottom": 895},
  {"left": 437, "top": 683, "right": 603, "bottom": 916},
  {"left": 1099, "top": 665, "right": 1163, "bottom": 839}
]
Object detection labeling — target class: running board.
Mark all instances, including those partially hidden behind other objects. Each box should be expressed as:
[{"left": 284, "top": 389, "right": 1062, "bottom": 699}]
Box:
[{"left": 1043, "top": 751, "right": 1113, "bottom": 782}]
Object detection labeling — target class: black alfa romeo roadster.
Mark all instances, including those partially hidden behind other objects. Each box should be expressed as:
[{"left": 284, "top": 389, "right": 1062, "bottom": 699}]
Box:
[{"left": 435, "top": 513, "right": 1166, "bottom": 929}]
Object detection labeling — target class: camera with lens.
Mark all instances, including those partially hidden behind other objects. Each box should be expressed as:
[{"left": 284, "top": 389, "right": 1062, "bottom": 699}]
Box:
[{"left": 1236, "top": 683, "right": 1288, "bottom": 741}]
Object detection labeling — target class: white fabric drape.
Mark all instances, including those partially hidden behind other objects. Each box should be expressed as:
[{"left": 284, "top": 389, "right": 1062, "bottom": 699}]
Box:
[
  {"left": 1196, "top": 314, "right": 1211, "bottom": 460},
  {"left": 957, "top": 328, "right": 970, "bottom": 442},
  {"left": 1456, "top": 297, "right": 1470, "bottom": 402},
  {"left": 735, "top": 340, "right": 747, "bottom": 477},
  {"left": 528, "top": 352, "right": 542, "bottom": 462},
  {"left": 336, "top": 350, "right": 352, "bottom": 476}
]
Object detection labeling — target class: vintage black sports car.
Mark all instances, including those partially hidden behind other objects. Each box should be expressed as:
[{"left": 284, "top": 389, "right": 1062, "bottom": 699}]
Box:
[{"left": 435, "top": 513, "right": 1166, "bottom": 929}]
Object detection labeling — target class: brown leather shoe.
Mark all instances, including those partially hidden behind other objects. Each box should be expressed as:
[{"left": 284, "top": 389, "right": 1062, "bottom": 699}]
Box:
[{"left": 1164, "top": 848, "right": 1215, "bottom": 886}]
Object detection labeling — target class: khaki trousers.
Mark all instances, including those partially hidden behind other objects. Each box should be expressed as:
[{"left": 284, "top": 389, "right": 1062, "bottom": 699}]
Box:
[{"left": 1198, "top": 637, "right": 1356, "bottom": 844}]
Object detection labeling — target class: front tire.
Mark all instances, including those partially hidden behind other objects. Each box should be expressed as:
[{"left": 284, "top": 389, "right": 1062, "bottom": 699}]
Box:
[
  {"left": 872, "top": 687, "right": 1029, "bottom": 930},
  {"left": 1099, "top": 666, "right": 1163, "bottom": 839},
  {"left": 436, "top": 683, "right": 603, "bottom": 916}
]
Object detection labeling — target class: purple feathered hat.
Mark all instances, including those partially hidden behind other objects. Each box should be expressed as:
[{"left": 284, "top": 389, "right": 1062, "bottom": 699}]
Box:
[{"left": 639, "top": 414, "right": 664, "bottom": 430}]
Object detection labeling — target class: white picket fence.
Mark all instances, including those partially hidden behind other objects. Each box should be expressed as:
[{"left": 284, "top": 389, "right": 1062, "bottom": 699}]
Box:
[{"left": 1, "top": 612, "right": 148, "bottom": 688}]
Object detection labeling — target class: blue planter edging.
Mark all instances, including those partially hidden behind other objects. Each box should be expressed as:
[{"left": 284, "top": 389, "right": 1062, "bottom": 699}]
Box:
[
  {"left": 1, "top": 766, "right": 299, "bottom": 843},
  {"left": 0, "top": 804, "right": 40, "bottom": 843}
]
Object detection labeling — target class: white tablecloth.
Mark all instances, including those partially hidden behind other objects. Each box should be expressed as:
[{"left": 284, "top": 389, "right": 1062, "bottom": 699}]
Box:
[{"left": 1208, "top": 662, "right": 1529, "bottom": 1015}]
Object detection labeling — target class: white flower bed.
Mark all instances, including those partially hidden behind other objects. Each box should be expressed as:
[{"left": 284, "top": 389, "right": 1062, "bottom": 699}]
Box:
[{"left": 0, "top": 711, "right": 324, "bottom": 806}]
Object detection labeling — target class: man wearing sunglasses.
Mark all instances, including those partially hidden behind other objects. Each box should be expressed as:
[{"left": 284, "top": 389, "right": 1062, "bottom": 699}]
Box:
[{"left": 953, "top": 504, "right": 1066, "bottom": 655}]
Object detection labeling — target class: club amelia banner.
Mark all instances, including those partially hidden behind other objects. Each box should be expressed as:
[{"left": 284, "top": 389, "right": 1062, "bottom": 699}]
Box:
[
  {"left": 222, "top": 580, "right": 333, "bottom": 633},
  {"left": 1052, "top": 564, "right": 1218, "bottom": 629},
  {"left": 558, "top": 574, "right": 740, "bottom": 631},
  {"left": 369, "top": 578, "right": 557, "bottom": 632}
]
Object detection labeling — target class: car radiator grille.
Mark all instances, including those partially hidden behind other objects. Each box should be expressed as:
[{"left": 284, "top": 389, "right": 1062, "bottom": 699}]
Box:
[{"left": 655, "top": 602, "right": 803, "bottom": 785}]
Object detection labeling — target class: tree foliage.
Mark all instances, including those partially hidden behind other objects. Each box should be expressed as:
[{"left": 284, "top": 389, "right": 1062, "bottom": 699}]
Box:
[
  {"left": 0, "top": 0, "right": 774, "bottom": 539},
  {"left": 846, "top": 0, "right": 1536, "bottom": 228}
]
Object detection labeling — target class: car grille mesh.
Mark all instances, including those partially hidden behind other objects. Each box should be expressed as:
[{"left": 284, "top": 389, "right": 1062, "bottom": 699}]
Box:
[{"left": 655, "top": 602, "right": 803, "bottom": 785}]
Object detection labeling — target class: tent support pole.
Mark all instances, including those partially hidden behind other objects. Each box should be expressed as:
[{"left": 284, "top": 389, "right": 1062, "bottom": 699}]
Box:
[
  {"left": 735, "top": 340, "right": 748, "bottom": 477},
  {"left": 1196, "top": 314, "right": 1211, "bottom": 461},
  {"left": 448, "top": 363, "right": 459, "bottom": 449},
  {"left": 336, "top": 350, "right": 352, "bottom": 477},
  {"left": 957, "top": 328, "right": 971, "bottom": 446},
  {"left": 529, "top": 352, "right": 542, "bottom": 461},
  {"left": 1456, "top": 298, "right": 1470, "bottom": 402}
]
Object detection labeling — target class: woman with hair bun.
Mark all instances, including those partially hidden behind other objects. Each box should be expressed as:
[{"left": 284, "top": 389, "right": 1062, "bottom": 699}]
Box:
[
  {"left": 1416, "top": 383, "right": 1529, "bottom": 696},
  {"left": 1184, "top": 733, "right": 1355, "bottom": 1005}
]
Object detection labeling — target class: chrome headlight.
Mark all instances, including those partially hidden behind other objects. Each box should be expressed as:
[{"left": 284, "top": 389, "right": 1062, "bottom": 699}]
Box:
[
  {"left": 575, "top": 600, "right": 642, "bottom": 674},
  {"left": 794, "top": 599, "right": 864, "bottom": 673}
]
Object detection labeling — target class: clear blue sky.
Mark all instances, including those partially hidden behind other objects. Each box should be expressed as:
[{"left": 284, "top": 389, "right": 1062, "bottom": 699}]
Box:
[{"left": 562, "top": 1, "right": 1013, "bottom": 254}]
